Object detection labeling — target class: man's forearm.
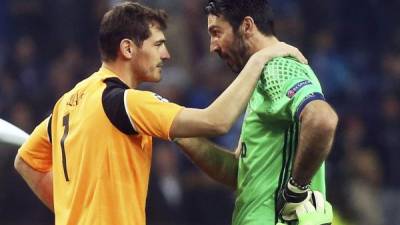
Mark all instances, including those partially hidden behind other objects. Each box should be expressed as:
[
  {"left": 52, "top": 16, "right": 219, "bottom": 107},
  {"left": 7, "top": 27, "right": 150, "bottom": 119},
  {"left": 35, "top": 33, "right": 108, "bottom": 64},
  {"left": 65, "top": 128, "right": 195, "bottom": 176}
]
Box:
[
  {"left": 292, "top": 101, "right": 338, "bottom": 185},
  {"left": 33, "top": 172, "right": 53, "bottom": 211},
  {"left": 175, "top": 138, "right": 238, "bottom": 189},
  {"left": 15, "top": 155, "right": 54, "bottom": 211},
  {"left": 204, "top": 56, "right": 266, "bottom": 133},
  {"left": 169, "top": 57, "right": 266, "bottom": 138}
]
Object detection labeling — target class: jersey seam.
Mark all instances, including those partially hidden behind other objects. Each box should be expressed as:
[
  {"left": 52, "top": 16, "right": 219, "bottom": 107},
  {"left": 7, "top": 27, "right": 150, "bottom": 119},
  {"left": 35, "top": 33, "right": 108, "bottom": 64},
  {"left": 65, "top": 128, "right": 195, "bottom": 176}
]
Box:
[{"left": 124, "top": 91, "right": 138, "bottom": 133}]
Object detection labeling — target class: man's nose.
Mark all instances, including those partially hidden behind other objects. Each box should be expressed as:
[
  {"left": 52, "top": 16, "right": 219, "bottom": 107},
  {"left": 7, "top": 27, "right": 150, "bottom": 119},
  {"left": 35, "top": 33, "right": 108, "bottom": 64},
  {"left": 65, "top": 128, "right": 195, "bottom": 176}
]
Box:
[
  {"left": 161, "top": 48, "right": 170, "bottom": 60},
  {"left": 209, "top": 40, "right": 220, "bottom": 53}
]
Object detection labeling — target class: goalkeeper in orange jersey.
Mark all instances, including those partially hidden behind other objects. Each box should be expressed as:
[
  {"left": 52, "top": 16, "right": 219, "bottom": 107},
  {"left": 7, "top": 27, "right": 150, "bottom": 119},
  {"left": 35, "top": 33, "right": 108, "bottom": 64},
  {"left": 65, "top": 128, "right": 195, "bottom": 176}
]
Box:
[{"left": 13, "top": 2, "right": 307, "bottom": 225}]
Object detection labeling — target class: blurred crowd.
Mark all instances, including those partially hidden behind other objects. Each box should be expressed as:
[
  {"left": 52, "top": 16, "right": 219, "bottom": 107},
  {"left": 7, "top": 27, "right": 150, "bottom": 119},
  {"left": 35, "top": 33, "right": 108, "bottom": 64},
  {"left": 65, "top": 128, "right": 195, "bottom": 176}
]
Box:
[{"left": 0, "top": 0, "right": 399, "bottom": 225}]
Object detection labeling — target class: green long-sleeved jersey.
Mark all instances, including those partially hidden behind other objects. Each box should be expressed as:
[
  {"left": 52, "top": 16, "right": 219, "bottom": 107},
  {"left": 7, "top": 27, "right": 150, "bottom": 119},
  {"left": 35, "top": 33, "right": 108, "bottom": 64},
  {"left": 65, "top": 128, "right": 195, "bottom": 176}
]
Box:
[{"left": 232, "top": 57, "right": 326, "bottom": 225}]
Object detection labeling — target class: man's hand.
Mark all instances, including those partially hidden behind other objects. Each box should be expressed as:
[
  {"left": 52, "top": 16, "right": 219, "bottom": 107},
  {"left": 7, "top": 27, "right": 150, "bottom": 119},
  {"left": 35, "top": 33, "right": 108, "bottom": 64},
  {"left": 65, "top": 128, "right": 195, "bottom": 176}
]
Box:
[
  {"left": 296, "top": 191, "right": 333, "bottom": 225},
  {"left": 276, "top": 177, "right": 311, "bottom": 221},
  {"left": 276, "top": 191, "right": 333, "bottom": 225},
  {"left": 251, "top": 41, "right": 308, "bottom": 65}
]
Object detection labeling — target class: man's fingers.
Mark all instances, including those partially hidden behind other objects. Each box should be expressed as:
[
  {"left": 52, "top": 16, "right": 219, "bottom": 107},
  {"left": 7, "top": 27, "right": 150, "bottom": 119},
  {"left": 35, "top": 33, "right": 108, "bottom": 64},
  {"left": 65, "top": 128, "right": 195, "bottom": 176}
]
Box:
[
  {"left": 293, "top": 49, "right": 308, "bottom": 64},
  {"left": 311, "top": 191, "right": 325, "bottom": 213},
  {"left": 278, "top": 42, "right": 308, "bottom": 64},
  {"left": 287, "top": 46, "right": 307, "bottom": 64}
]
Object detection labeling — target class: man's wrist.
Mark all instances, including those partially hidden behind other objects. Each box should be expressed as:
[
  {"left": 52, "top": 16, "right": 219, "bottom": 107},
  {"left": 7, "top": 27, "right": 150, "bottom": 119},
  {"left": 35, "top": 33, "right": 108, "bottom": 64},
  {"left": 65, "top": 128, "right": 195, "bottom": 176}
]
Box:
[
  {"left": 288, "top": 177, "right": 310, "bottom": 193},
  {"left": 249, "top": 52, "right": 269, "bottom": 68}
]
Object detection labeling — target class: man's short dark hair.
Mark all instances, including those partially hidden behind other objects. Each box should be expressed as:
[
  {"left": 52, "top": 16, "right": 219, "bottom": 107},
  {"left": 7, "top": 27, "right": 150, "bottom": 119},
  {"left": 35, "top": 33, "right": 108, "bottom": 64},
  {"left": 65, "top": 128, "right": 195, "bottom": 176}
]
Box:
[
  {"left": 99, "top": 2, "right": 168, "bottom": 62},
  {"left": 205, "top": 0, "right": 275, "bottom": 36}
]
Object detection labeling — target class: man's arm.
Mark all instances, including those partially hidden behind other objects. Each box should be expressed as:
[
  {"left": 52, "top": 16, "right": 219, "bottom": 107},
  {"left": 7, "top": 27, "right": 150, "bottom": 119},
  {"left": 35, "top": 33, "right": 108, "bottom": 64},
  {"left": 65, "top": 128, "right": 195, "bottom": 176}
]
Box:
[
  {"left": 14, "top": 154, "right": 54, "bottom": 211},
  {"left": 170, "top": 42, "right": 307, "bottom": 138},
  {"left": 14, "top": 117, "right": 54, "bottom": 211},
  {"left": 276, "top": 100, "right": 337, "bottom": 221},
  {"left": 292, "top": 100, "right": 338, "bottom": 186},
  {"left": 175, "top": 137, "right": 239, "bottom": 189}
]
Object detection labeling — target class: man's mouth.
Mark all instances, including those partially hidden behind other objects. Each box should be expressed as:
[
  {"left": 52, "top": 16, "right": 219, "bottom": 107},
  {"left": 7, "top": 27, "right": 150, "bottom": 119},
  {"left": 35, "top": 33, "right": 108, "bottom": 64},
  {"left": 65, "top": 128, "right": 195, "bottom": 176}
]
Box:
[
  {"left": 217, "top": 51, "right": 226, "bottom": 60},
  {"left": 218, "top": 53, "right": 229, "bottom": 62}
]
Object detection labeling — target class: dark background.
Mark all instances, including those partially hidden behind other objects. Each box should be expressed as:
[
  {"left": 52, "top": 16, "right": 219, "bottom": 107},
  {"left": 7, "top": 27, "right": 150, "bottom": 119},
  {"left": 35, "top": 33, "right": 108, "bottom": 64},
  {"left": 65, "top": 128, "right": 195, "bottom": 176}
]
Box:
[{"left": 0, "top": 0, "right": 399, "bottom": 224}]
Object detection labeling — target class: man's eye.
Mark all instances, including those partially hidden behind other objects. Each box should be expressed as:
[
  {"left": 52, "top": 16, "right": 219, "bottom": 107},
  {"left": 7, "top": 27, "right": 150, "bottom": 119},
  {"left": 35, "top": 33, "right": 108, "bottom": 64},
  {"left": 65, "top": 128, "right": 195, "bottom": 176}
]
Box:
[{"left": 213, "top": 31, "right": 221, "bottom": 37}]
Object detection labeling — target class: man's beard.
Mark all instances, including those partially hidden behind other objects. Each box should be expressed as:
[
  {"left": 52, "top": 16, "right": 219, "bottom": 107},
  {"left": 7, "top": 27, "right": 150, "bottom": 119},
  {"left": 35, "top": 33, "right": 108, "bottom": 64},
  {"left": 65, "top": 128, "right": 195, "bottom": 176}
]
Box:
[{"left": 228, "top": 34, "right": 251, "bottom": 73}]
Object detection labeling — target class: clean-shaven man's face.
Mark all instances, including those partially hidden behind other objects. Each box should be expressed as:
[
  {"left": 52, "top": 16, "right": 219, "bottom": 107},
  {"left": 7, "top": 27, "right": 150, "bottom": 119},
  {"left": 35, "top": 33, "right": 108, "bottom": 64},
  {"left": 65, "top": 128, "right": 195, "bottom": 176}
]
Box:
[{"left": 133, "top": 24, "right": 170, "bottom": 82}]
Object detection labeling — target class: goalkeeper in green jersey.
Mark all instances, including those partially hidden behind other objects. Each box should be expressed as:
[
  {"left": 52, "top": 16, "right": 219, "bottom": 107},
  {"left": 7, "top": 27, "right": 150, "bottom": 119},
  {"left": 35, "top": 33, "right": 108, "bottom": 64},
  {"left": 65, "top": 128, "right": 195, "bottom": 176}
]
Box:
[{"left": 174, "top": 0, "right": 338, "bottom": 225}]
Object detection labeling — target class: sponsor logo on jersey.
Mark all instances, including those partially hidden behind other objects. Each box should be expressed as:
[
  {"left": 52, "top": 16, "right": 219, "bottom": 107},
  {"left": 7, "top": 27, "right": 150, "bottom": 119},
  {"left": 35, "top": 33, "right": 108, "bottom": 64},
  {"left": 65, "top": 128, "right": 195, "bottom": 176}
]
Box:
[{"left": 286, "top": 80, "right": 312, "bottom": 98}]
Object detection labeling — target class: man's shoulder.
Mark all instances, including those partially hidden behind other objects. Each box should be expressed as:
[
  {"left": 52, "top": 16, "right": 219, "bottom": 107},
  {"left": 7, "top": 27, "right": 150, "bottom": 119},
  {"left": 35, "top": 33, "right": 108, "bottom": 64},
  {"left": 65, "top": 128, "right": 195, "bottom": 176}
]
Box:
[
  {"left": 264, "top": 56, "right": 308, "bottom": 72},
  {"left": 262, "top": 56, "right": 315, "bottom": 80},
  {"left": 54, "top": 73, "right": 100, "bottom": 108}
]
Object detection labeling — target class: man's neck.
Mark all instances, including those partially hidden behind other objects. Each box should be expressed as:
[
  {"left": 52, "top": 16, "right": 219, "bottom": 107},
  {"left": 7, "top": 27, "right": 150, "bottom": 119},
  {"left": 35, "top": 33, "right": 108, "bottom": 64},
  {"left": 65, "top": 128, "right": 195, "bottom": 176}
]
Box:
[
  {"left": 102, "top": 62, "right": 139, "bottom": 88},
  {"left": 248, "top": 34, "right": 280, "bottom": 54}
]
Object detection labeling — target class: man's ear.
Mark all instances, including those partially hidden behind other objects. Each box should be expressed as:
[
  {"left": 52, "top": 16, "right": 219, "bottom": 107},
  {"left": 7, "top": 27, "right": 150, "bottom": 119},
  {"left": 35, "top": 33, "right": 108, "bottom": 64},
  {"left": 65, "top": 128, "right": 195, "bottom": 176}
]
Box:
[
  {"left": 241, "top": 16, "right": 256, "bottom": 38},
  {"left": 120, "top": 39, "right": 136, "bottom": 59}
]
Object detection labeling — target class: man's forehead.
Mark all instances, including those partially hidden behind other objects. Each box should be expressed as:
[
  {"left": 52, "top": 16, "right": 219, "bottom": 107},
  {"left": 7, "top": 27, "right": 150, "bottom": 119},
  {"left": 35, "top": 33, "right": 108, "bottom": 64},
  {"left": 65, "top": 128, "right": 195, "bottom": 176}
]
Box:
[
  {"left": 149, "top": 25, "right": 165, "bottom": 39},
  {"left": 207, "top": 14, "right": 230, "bottom": 30}
]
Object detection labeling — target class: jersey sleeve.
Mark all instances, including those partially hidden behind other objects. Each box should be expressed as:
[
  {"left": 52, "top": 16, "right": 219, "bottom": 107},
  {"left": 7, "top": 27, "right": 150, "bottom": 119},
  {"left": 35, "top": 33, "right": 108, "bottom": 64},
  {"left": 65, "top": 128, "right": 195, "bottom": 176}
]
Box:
[
  {"left": 260, "top": 57, "right": 325, "bottom": 120},
  {"left": 18, "top": 117, "right": 52, "bottom": 172},
  {"left": 125, "top": 90, "right": 184, "bottom": 140}
]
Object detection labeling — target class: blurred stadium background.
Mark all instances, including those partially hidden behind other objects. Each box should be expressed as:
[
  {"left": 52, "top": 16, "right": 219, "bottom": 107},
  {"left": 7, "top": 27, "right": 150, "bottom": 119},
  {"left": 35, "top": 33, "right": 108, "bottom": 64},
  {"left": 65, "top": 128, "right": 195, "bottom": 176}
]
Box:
[{"left": 0, "top": 0, "right": 399, "bottom": 225}]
